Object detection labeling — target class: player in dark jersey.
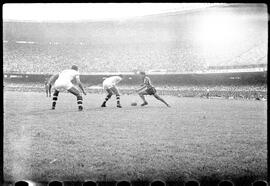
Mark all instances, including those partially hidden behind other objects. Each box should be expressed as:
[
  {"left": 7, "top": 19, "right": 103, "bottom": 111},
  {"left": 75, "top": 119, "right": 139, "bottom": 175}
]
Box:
[{"left": 136, "top": 71, "right": 170, "bottom": 107}]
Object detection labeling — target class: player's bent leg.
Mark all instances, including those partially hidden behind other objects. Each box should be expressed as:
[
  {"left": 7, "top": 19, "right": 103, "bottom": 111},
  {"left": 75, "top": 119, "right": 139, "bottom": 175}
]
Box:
[
  {"left": 45, "top": 85, "right": 48, "bottom": 97},
  {"left": 48, "top": 86, "right": 51, "bottom": 97},
  {"left": 101, "top": 89, "right": 113, "bottom": 107},
  {"left": 68, "top": 86, "right": 83, "bottom": 111},
  {"left": 153, "top": 93, "right": 170, "bottom": 107},
  {"left": 52, "top": 89, "right": 60, "bottom": 109},
  {"left": 116, "top": 94, "right": 122, "bottom": 108},
  {"left": 77, "top": 95, "right": 83, "bottom": 111},
  {"left": 111, "top": 87, "right": 122, "bottom": 108},
  {"left": 138, "top": 90, "right": 148, "bottom": 106},
  {"left": 68, "top": 86, "right": 80, "bottom": 96}
]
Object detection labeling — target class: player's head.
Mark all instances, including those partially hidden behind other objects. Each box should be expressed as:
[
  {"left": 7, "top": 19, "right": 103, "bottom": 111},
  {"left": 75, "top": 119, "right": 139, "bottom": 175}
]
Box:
[{"left": 71, "top": 65, "right": 78, "bottom": 71}]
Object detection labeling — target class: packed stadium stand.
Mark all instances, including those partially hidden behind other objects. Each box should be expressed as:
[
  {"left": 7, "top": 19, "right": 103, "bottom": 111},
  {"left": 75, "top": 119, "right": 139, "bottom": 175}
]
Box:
[
  {"left": 3, "top": 41, "right": 208, "bottom": 73},
  {"left": 3, "top": 4, "right": 267, "bottom": 99},
  {"left": 3, "top": 4, "right": 267, "bottom": 74}
]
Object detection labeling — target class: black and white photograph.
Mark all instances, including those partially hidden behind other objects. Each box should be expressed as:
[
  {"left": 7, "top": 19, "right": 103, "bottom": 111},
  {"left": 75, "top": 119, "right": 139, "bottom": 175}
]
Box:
[{"left": 3, "top": 3, "right": 268, "bottom": 186}]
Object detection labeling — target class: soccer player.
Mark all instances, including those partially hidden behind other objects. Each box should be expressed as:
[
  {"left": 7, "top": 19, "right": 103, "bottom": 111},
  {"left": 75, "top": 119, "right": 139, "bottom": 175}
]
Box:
[
  {"left": 136, "top": 71, "right": 170, "bottom": 107},
  {"left": 47, "top": 65, "right": 87, "bottom": 111},
  {"left": 206, "top": 87, "right": 210, "bottom": 99},
  {"left": 45, "top": 75, "right": 57, "bottom": 97},
  {"left": 101, "top": 75, "right": 123, "bottom": 108},
  {"left": 44, "top": 78, "right": 50, "bottom": 97}
]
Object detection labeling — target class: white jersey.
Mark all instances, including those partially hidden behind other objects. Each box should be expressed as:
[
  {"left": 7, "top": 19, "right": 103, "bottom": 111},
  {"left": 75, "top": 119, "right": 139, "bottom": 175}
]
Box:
[
  {"left": 57, "top": 69, "right": 80, "bottom": 82},
  {"left": 103, "top": 76, "right": 122, "bottom": 89},
  {"left": 54, "top": 69, "right": 80, "bottom": 90}
]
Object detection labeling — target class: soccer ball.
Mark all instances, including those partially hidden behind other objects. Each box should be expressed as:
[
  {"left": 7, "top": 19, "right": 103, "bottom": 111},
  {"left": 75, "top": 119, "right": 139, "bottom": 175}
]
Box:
[{"left": 131, "top": 102, "right": 137, "bottom": 106}]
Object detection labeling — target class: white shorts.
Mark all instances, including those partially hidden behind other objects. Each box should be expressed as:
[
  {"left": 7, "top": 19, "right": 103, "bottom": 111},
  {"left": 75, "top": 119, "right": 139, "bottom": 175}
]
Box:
[
  {"left": 54, "top": 79, "right": 73, "bottom": 91},
  {"left": 103, "top": 83, "right": 114, "bottom": 90}
]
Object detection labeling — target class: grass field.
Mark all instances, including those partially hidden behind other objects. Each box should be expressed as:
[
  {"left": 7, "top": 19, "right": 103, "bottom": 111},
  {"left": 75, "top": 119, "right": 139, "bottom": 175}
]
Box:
[{"left": 3, "top": 91, "right": 267, "bottom": 184}]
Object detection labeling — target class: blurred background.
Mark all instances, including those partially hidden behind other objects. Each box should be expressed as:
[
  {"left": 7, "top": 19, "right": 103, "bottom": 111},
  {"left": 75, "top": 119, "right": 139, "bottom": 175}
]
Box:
[
  {"left": 3, "top": 3, "right": 268, "bottom": 99},
  {"left": 3, "top": 3, "right": 267, "bottom": 73}
]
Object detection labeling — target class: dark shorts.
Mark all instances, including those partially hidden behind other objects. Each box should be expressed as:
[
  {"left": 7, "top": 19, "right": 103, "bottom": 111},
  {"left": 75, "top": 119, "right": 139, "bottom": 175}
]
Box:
[{"left": 146, "top": 87, "right": 157, "bottom": 95}]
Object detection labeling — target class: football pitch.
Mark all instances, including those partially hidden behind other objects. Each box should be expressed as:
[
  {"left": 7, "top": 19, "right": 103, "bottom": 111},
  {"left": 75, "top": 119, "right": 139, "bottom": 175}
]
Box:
[{"left": 3, "top": 91, "right": 267, "bottom": 183}]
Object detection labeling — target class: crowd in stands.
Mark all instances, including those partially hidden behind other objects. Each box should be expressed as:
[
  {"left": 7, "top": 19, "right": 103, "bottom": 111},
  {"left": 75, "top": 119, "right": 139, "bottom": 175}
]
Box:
[
  {"left": 3, "top": 41, "right": 209, "bottom": 73},
  {"left": 120, "top": 85, "right": 267, "bottom": 100},
  {"left": 229, "top": 43, "right": 267, "bottom": 66},
  {"left": 4, "top": 40, "right": 266, "bottom": 74},
  {"left": 4, "top": 81, "right": 267, "bottom": 100},
  {"left": 3, "top": 3, "right": 267, "bottom": 74},
  {"left": 195, "top": 36, "right": 267, "bottom": 68}
]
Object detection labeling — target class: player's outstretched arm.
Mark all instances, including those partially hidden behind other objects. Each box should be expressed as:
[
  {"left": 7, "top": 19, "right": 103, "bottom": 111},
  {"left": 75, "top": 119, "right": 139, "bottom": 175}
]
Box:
[{"left": 136, "top": 85, "right": 146, "bottom": 93}]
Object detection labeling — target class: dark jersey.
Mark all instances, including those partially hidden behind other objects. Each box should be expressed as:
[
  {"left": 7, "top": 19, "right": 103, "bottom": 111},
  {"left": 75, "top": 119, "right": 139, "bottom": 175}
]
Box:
[
  {"left": 143, "top": 76, "right": 154, "bottom": 89},
  {"left": 143, "top": 76, "right": 156, "bottom": 95}
]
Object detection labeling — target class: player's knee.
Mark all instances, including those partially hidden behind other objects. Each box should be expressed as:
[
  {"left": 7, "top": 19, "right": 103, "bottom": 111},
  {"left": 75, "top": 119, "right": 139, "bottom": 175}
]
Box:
[
  {"left": 52, "top": 91, "right": 59, "bottom": 101},
  {"left": 53, "top": 90, "right": 59, "bottom": 96},
  {"left": 52, "top": 95, "right": 58, "bottom": 101},
  {"left": 77, "top": 95, "right": 83, "bottom": 101},
  {"left": 108, "top": 93, "right": 113, "bottom": 98}
]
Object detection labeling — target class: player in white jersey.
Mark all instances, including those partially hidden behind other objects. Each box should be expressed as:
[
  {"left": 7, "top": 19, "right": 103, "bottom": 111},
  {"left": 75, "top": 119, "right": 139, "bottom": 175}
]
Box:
[
  {"left": 101, "top": 75, "right": 123, "bottom": 108},
  {"left": 47, "top": 65, "right": 87, "bottom": 111}
]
